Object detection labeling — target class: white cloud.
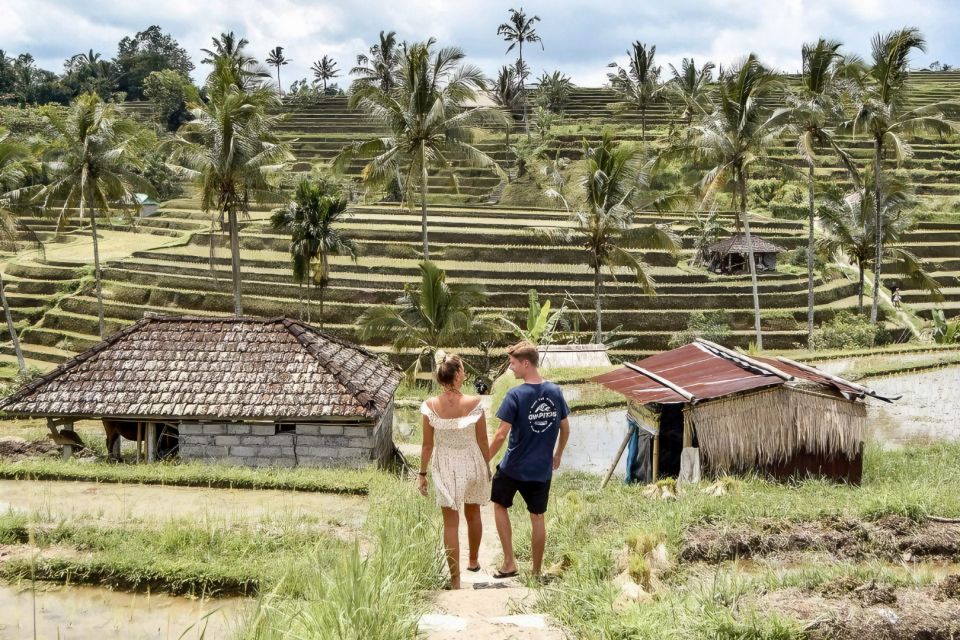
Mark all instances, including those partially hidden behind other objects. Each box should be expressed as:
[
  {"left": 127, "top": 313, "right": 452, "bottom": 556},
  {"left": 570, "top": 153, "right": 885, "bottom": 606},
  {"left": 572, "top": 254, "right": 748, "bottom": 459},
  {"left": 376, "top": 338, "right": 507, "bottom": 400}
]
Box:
[{"left": 3, "top": 0, "right": 957, "bottom": 86}]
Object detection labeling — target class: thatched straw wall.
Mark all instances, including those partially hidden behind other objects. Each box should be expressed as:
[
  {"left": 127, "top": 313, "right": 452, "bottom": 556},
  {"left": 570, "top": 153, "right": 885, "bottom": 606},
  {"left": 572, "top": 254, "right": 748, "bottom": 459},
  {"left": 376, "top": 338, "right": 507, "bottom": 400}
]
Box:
[{"left": 686, "top": 385, "right": 866, "bottom": 472}]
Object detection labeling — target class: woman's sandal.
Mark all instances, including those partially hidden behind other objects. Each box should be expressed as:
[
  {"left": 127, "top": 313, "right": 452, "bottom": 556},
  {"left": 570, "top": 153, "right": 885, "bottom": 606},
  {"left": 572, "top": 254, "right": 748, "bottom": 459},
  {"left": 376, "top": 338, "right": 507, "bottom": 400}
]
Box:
[
  {"left": 493, "top": 568, "right": 519, "bottom": 579},
  {"left": 466, "top": 564, "right": 481, "bottom": 572}
]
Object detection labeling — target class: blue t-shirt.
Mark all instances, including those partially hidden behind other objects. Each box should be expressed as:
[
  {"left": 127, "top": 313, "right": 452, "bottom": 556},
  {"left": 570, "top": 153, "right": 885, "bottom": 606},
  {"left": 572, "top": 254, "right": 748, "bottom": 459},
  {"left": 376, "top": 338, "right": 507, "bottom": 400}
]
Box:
[{"left": 496, "top": 381, "right": 570, "bottom": 482}]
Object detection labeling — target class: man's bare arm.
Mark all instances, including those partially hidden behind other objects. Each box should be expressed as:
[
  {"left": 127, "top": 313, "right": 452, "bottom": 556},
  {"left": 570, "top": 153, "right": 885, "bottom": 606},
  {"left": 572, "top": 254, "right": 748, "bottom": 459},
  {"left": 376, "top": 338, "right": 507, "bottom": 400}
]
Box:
[
  {"left": 553, "top": 417, "right": 570, "bottom": 470},
  {"left": 488, "top": 420, "right": 512, "bottom": 461}
]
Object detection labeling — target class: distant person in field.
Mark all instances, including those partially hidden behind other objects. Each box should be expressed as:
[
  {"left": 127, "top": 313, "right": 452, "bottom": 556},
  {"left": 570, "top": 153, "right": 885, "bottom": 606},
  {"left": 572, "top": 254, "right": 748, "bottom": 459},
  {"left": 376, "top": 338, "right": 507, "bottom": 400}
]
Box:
[
  {"left": 488, "top": 341, "right": 570, "bottom": 580},
  {"left": 417, "top": 352, "right": 491, "bottom": 590},
  {"left": 892, "top": 287, "right": 903, "bottom": 309}
]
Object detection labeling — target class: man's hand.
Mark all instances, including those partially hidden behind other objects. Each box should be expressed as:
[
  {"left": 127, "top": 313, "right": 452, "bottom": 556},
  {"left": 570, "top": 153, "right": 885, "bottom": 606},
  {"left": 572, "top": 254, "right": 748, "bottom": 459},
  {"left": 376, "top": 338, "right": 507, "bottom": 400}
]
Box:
[{"left": 553, "top": 453, "right": 562, "bottom": 470}]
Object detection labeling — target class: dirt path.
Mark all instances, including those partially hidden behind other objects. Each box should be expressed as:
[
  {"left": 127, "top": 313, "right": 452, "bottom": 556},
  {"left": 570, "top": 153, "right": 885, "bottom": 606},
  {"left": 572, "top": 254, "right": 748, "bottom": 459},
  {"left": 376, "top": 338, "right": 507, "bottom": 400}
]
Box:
[{"left": 418, "top": 503, "right": 567, "bottom": 639}]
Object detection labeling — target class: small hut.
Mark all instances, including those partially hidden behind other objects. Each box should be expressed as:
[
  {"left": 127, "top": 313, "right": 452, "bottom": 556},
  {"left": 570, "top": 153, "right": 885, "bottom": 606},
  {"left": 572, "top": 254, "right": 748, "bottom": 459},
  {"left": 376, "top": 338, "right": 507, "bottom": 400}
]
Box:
[
  {"left": 134, "top": 193, "right": 159, "bottom": 218},
  {"left": 592, "top": 339, "right": 896, "bottom": 484},
  {"left": 707, "top": 234, "right": 786, "bottom": 274},
  {"left": 0, "top": 314, "right": 403, "bottom": 468}
]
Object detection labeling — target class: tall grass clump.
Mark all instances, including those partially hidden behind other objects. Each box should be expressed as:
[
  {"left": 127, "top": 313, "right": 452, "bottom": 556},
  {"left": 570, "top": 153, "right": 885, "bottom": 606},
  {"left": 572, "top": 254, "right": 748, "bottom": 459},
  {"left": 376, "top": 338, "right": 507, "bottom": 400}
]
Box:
[{"left": 236, "top": 476, "right": 444, "bottom": 640}]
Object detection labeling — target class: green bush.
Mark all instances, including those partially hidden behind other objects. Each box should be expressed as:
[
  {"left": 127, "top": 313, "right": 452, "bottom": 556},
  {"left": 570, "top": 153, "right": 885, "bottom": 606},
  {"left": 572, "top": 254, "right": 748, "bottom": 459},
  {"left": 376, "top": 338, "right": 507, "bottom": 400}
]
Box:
[
  {"left": 668, "top": 310, "right": 732, "bottom": 348},
  {"left": 811, "top": 311, "right": 889, "bottom": 350},
  {"left": 142, "top": 69, "right": 197, "bottom": 131}
]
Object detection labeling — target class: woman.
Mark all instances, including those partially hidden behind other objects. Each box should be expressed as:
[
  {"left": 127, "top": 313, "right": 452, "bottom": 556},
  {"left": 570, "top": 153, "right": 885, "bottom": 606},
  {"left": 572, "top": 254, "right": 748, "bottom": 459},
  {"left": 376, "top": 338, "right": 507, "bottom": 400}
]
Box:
[{"left": 417, "top": 352, "right": 492, "bottom": 589}]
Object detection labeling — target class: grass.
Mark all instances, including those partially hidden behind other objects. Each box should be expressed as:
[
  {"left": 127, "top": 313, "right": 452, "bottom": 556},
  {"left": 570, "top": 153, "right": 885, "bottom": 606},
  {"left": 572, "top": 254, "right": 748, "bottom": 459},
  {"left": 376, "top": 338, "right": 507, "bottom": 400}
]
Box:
[
  {"left": 520, "top": 441, "right": 960, "bottom": 638},
  {"left": 0, "top": 511, "right": 349, "bottom": 597},
  {"left": 0, "top": 458, "right": 375, "bottom": 494},
  {"left": 234, "top": 475, "right": 445, "bottom": 639}
]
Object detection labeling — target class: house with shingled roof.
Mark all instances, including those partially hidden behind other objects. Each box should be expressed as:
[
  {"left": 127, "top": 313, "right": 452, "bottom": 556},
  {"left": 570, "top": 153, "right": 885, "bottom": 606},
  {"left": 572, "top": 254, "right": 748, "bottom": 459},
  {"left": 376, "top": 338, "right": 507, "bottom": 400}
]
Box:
[{"left": 0, "top": 314, "right": 403, "bottom": 468}]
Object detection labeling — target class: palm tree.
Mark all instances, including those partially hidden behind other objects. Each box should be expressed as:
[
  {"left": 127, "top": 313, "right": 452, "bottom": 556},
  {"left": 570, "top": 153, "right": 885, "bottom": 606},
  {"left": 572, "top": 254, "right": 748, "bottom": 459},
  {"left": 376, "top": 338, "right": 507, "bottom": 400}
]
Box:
[
  {"left": 357, "top": 260, "right": 487, "bottom": 377},
  {"left": 65, "top": 49, "right": 101, "bottom": 73},
  {"left": 789, "top": 39, "right": 860, "bottom": 348},
  {"left": 270, "top": 180, "right": 357, "bottom": 326},
  {"left": 27, "top": 94, "right": 152, "bottom": 339},
  {"left": 491, "top": 65, "right": 522, "bottom": 145},
  {"left": 548, "top": 132, "right": 681, "bottom": 342},
  {"left": 311, "top": 55, "right": 340, "bottom": 92},
  {"left": 351, "top": 30, "right": 401, "bottom": 92},
  {"left": 667, "top": 58, "right": 715, "bottom": 137},
  {"left": 608, "top": 42, "right": 664, "bottom": 144},
  {"left": 266, "top": 47, "right": 290, "bottom": 96},
  {"left": 201, "top": 31, "right": 266, "bottom": 87},
  {"left": 818, "top": 173, "right": 941, "bottom": 313},
  {"left": 168, "top": 58, "right": 292, "bottom": 316},
  {"left": 0, "top": 128, "right": 30, "bottom": 371},
  {"left": 846, "top": 28, "right": 956, "bottom": 325},
  {"left": 688, "top": 55, "right": 792, "bottom": 349},
  {"left": 497, "top": 7, "right": 543, "bottom": 139},
  {"left": 333, "top": 39, "right": 505, "bottom": 260}
]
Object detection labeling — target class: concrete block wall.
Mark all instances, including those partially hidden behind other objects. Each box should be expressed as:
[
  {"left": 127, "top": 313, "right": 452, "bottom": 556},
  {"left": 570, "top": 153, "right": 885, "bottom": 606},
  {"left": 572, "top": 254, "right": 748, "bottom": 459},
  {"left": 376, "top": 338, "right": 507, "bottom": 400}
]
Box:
[{"left": 178, "top": 419, "right": 387, "bottom": 468}]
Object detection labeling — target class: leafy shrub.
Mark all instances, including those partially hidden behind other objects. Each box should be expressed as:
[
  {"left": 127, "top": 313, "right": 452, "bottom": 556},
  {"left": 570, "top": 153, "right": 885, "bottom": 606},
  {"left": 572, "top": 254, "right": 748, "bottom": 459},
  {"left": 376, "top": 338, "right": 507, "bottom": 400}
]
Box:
[
  {"left": 143, "top": 70, "right": 197, "bottom": 131},
  {"left": 668, "top": 310, "right": 732, "bottom": 348},
  {"left": 811, "top": 311, "right": 890, "bottom": 350},
  {"left": 135, "top": 148, "right": 182, "bottom": 200}
]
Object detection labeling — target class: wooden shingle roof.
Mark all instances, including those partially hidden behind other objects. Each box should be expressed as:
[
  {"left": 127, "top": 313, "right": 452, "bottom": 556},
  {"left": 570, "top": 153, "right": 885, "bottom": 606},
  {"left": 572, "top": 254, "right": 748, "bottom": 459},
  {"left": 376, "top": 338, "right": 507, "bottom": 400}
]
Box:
[{"left": 1, "top": 314, "right": 403, "bottom": 421}]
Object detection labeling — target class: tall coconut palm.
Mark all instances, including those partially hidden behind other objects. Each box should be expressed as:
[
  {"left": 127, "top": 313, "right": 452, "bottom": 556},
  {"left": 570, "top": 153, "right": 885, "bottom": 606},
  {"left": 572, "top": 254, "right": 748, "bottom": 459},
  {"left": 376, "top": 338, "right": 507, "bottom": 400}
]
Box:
[
  {"left": 357, "top": 260, "right": 487, "bottom": 377},
  {"left": 201, "top": 31, "right": 251, "bottom": 66},
  {"left": 608, "top": 42, "right": 664, "bottom": 144},
  {"left": 0, "top": 128, "right": 30, "bottom": 371},
  {"left": 201, "top": 31, "right": 266, "bottom": 87},
  {"left": 26, "top": 94, "right": 152, "bottom": 339},
  {"left": 333, "top": 39, "right": 505, "bottom": 260},
  {"left": 266, "top": 47, "right": 290, "bottom": 96},
  {"left": 270, "top": 180, "right": 357, "bottom": 326},
  {"left": 491, "top": 65, "right": 522, "bottom": 145},
  {"left": 311, "top": 55, "right": 340, "bottom": 92},
  {"left": 818, "top": 173, "right": 941, "bottom": 312},
  {"left": 846, "top": 28, "right": 956, "bottom": 325},
  {"left": 547, "top": 132, "right": 681, "bottom": 342},
  {"left": 497, "top": 7, "right": 543, "bottom": 139},
  {"left": 789, "top": 39, "right": 861, "bottom": 348},
  {"left": 351, "top": 30, "right": 401, "bottom": 92},
  {"left": 65, "top": 49, "right": 101, "bottom": 74},
  {"left": 667, "top": 58, "right": 715, "bottom": 137},
  {"left": 168, "top": 58, "right": 292, "bottom": 316},
  {"left": 689, "top": 55, "right": 792, "bottom": 349}
]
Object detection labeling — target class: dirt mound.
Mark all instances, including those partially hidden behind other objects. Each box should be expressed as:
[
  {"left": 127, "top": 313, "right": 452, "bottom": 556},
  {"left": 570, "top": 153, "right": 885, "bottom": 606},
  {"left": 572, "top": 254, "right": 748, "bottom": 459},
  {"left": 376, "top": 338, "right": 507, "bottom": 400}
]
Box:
[
  {"left": 680, "top": 516, "right": 960, "bottom": 563},
  {"left": 763, "top": 586, "right": 960, "bottom": 640},
  {"left": 0, "top": 436, "right": 59, "bottom": 460},
  {"left": 938, "top": 574, "right": 960, "bottom": 600}
]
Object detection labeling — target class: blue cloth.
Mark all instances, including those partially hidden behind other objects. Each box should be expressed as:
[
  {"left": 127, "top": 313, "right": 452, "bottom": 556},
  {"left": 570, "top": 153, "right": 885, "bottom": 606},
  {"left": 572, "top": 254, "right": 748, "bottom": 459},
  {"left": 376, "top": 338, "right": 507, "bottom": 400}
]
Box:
[
  {"left": 496, "top": 382, "right": 570, "bottom": 482},
  {"left": 624, "top": 416, "right": 652, "bottom": 484}
]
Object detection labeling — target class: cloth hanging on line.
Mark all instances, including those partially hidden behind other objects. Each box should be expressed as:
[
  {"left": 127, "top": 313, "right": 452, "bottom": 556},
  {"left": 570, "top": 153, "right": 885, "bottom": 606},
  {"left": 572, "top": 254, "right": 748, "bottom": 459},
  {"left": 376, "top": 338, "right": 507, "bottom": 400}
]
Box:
[{"left": 625, "top": 413, "right": 655, "bottom": 484}]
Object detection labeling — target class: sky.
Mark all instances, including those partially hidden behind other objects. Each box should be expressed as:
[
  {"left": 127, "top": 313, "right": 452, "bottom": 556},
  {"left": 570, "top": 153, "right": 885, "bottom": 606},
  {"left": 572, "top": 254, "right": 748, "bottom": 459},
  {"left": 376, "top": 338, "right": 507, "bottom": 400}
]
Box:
[{"left": 2, "top": 0, "right": 958, "bottom": 87}]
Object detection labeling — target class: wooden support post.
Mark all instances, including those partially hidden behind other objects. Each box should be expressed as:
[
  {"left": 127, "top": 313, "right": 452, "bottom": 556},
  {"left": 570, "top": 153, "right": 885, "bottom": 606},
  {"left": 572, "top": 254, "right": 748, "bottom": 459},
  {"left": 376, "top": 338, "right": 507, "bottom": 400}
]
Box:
[
  {"left": 145, "top": 422, "right": 157, "bottom": 463},
  {"left": 682, "top": 416, "right": 693, "bottom": 449},
  {"left": 61, "top": 445, "right": 73, "bottom": 461},
  {"left": 601, "top": 427, "right": 633, "bottom": 489},
  {"left": 136, "top": 422, "right": 143, "bottom": 463},
  {"left": 652, "top": 435, "right": 660, "bottom": 482}
]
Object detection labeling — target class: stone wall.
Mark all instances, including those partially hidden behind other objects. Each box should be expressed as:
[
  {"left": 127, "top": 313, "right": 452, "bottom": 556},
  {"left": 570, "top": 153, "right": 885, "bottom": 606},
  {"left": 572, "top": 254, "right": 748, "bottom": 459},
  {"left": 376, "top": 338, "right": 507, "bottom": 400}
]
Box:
[{"left": 178, "top": 417, "right": 390, "bottom": 468}]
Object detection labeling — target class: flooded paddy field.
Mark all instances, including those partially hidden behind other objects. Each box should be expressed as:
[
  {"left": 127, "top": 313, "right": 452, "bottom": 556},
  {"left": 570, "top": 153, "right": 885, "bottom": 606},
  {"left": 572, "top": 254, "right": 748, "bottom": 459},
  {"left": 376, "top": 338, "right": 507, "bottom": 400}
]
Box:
[{"left": 0, "top": 582, "right": 246, "bottom": 640}]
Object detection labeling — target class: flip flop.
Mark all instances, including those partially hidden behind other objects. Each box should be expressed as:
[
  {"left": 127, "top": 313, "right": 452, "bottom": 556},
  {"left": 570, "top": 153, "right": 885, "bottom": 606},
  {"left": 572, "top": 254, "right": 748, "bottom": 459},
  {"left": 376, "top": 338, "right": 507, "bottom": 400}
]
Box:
[
  {"left": 493, "top": 569, "right": 519, "bottom": 579},
  {"left": 466, "top": 565, "right": 481, "bottom": 572}
]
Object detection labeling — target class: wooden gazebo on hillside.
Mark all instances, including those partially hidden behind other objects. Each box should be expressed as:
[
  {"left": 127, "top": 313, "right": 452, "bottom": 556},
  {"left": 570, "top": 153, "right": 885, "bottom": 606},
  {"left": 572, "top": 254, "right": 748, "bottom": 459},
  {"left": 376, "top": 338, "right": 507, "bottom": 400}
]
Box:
[
  {"left": 592, "top": 339, "right": 897, "bottom": 484},
  {"left": 0, "top": 314, "right": 403, "bottom": 468},
  {"left": 707, "top": 233, "right": 786, "bottom": 274}
]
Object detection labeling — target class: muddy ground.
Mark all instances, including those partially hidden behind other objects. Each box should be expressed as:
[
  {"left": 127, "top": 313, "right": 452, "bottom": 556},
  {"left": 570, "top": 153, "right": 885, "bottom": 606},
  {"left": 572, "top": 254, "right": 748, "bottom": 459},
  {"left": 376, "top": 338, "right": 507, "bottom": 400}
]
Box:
[
  {"left": 761, "top": 583, "right": 960, "bottom": 640},
  {"left": 680, "top": 515, "right": 960, "bottom": 563}
]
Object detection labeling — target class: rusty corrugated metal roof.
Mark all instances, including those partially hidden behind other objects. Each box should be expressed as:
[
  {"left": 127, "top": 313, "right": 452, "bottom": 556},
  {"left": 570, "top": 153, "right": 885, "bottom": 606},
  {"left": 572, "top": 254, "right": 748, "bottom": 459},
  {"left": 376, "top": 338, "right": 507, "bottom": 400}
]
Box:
[{"left": 592, "top": 341, "right": 892, "bottom": 405}]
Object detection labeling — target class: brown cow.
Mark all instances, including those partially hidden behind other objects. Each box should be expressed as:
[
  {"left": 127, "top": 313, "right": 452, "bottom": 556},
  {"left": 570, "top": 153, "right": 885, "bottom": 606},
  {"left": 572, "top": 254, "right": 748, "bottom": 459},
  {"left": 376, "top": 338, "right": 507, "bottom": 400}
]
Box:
[{"left": 102, "top": 419, "right": 179, "bottom": 461}]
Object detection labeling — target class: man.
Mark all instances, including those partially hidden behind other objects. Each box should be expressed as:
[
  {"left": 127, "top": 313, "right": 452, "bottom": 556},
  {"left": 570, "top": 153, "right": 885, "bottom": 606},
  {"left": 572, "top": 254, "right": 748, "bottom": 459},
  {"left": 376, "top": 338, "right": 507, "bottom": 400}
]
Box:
[{"left": 488, "top": 340, "right": 570, "bottom": 580}]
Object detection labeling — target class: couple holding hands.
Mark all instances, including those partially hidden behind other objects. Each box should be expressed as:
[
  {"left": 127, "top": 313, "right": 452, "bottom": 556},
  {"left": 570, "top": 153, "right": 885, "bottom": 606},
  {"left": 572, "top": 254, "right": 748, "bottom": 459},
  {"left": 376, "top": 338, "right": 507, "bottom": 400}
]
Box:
[{"left": 417, "top": 341, "right": 570, "bottom": 589}]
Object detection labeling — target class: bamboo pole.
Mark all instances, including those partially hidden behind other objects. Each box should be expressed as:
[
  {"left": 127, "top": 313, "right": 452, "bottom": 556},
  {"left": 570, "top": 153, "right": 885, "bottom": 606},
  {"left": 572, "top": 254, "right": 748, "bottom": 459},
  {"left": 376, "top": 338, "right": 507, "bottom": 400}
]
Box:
[
  {"left": 652, "top": 435, "right": 660, "bottom": 482},
  {"left": 601, "top": 427, "right": 633, "bottom": 489}
]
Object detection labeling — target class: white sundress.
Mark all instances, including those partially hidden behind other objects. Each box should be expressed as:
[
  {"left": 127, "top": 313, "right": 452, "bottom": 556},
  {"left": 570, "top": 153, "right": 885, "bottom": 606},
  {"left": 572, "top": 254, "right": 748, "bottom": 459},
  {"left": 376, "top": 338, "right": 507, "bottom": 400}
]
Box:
[{"left": 420, "top": 400, "right": 491, "bottom": 509}]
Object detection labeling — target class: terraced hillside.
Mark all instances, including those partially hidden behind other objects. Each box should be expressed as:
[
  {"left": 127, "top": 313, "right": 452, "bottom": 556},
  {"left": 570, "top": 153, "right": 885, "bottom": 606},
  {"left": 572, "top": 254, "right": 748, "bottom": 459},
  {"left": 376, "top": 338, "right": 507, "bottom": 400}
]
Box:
[{"left": 4, "top": 72, "right": 960, "bottom": 369}]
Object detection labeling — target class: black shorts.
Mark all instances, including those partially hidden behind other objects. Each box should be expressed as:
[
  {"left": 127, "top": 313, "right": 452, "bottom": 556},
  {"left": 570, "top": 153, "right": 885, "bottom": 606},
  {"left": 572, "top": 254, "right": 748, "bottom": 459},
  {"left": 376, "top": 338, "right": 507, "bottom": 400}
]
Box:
[{"left": 490, "top": 466, "right": 551, "bottom": 514}]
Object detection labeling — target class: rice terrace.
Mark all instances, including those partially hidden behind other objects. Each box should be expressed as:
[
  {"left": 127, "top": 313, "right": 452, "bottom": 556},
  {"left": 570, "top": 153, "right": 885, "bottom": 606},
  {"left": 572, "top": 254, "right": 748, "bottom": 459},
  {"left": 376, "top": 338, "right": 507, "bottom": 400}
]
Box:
[{"left": 2, "top": 2, "right": 960, "bottom": 638}]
